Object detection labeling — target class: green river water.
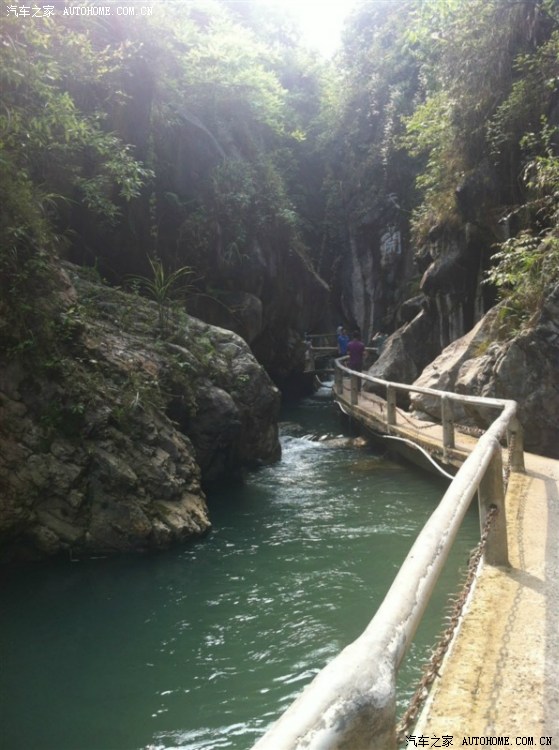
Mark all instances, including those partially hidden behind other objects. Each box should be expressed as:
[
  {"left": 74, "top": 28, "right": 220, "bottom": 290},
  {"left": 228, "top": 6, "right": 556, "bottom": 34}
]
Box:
[{"left": 0, "top": 384, "right": 480, "bottom": 750}]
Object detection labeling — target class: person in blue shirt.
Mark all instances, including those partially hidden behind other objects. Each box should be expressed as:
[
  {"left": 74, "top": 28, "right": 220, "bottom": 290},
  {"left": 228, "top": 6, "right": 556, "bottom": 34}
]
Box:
[{"left": 337, "top": 327, "right": 350, "bottom": 356}]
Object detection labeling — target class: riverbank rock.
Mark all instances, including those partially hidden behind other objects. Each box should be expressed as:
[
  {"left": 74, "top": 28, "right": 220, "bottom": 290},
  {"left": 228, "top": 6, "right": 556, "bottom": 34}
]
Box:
[
  {"left": 410, "top": 288, "right": 559, "bottom": 457},
  {"left": 0, "top": 265, "right": 281, "bottom": 562}
]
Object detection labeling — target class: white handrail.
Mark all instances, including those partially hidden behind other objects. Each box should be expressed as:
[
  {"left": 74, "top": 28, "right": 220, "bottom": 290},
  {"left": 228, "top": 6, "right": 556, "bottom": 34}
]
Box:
[
  {"left": 336, "top": 355, "right": 513, "bottom": 409},
  {"left": 251, "top": 360, "right": 523, "bottom": 750}
]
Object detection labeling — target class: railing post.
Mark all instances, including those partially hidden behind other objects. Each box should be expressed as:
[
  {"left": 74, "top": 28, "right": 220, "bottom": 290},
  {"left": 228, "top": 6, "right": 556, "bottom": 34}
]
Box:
[
  {"left": 350, "top": 374, "right": 359, "bottom": 405},
  {"left": 335, "top": 365, "right": 343, "bottom": 395},
  {"left": 386, "top": 386, "right": 396, "bottom": 426},
  {"left": 478, "top": 448, "right": 509, "bottom": 567},
  {"left": 507, "top": 417, "right": 525, "bottom": 472},
  {"left": 441, "top": 396, "right": 455, "bottom": 451}
]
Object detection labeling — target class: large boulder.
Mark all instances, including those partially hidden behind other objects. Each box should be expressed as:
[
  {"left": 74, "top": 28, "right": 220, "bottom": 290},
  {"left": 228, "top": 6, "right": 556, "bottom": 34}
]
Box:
[
  {"left": 366, "top": 307, "right": 441, "bottom": 390},
  {"left": 0, "top": 266, "right": 281, "bottom": 562},
  {"left": 408, "top": 307, "right": 502, "bottom": 420},
  {"left": 410, "top": 288, "right": 559, "bottom": 457}
]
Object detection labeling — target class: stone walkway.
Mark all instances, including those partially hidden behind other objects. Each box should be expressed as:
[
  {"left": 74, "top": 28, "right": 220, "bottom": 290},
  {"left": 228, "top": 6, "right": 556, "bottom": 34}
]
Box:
[
  {"left": 414, "top": 453, "right": 559, "bottom": 743},
  {"left": 336, "top": 382, "right": 559, "bottom": 744}
]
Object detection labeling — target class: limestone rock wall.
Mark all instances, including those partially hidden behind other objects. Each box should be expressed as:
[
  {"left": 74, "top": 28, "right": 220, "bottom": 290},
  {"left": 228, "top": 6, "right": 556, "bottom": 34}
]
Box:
[
  {"left": 351, "top": 185, "right": 559, "bottom": 456},
  {"left": 339, "top": 208, "right": 490, "bottom": 359},
  {"left": 339, "top": 207, "right": 416, "bottom": 342}
]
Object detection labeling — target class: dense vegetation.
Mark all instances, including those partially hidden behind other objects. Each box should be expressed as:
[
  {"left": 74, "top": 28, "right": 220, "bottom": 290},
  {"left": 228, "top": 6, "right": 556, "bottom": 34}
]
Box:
[{"left": 1, "top": 0, "right": 558, "bottom": 362}]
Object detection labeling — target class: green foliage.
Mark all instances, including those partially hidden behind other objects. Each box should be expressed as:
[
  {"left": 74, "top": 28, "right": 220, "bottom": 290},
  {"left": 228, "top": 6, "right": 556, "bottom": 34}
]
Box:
[
  {"left": 0, "top": 19, "right": 153, "bottom": 223},
  {"left": 127, "top": 258, "right": 194, "bottom": 334},
  {"left": 210, "top": 159, "right": 255, "bottom": 262},
  {"left": 0, "top": 162, "right": 58, "bottom": 351},
  {"left": 0, "top": 15, "right": 154, "bottom": 352},
  {"left": 403, "top": 91, "right": 464, "bottom": 239},
  {"left": 488, "top": 30, "right": 559, "bottom": 156},
  {"left": 485, "top": 122, "right": 559, "bottom": 330},
  {"left": 521, "top": 122, "right": 559, "bottom": 226},
  {"left": 182, "top": 26, "right": 288, "bottom": 136},
  {"left": 486, "top": 233, "right": 555, "bottom": 331},
  {"left": 318, "top": 0, "right": 420, "bottom": 259},
  {"left": 401, "top": 0, "right": 552, "bottom": 240},
  {"left": 172, "top": 151, "right": 301, "bottom": 280}
]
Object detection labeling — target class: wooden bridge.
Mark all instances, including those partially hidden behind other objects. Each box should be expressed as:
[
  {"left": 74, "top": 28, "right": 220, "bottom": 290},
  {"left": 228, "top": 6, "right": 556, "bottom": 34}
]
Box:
[{"left": 252, "top": 358, "right": 559, "bottom": 749}]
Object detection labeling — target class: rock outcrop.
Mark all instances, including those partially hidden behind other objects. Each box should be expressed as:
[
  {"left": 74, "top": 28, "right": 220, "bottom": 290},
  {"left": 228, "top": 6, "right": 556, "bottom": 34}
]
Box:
[
  {"left": 409, "top": 286, "right": 559, "bottom": 457},
  {"left": 366, "top": 306, "right": 441, "bottom": 389},
  {"left": 415, "top": 221, "right": 491, "bottom": 350},
  {"left": 0, "top": 265, "right": 281, "bottom": 562}
]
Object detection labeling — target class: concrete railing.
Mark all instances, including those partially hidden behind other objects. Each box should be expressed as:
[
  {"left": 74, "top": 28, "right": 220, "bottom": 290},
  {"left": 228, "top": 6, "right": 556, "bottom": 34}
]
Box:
[
  {"left": 334, "top": 359, "right": 524, "bottom": 471},
  {"left": 251, "top": 360, "right": 524, "bottom": 750}
]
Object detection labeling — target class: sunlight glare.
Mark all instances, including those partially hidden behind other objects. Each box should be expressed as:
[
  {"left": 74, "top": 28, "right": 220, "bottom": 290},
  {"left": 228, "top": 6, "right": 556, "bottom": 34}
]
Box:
[{"left": 256, "top": 0, "right": 356, "bottom": 57}]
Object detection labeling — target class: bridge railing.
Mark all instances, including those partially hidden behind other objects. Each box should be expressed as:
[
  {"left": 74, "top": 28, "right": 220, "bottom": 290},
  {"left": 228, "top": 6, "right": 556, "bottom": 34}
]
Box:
[
  {"left": 251, "top": 359, "right": 524, "bottom": 750},
  {"left": 334, "top": 358, "right": 524, "bottom": 472}
]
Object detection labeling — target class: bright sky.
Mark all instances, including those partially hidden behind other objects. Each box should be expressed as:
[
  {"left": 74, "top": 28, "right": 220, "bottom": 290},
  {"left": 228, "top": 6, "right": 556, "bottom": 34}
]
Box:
[{"left": 257, "top": 0, "right": 356, "bottom": 57}]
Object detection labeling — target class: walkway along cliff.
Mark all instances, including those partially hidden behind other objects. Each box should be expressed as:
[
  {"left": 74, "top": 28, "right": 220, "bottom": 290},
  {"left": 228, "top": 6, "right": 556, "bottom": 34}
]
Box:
[{"left": 250, "top": 357, "right": 559, "bottom": 749}]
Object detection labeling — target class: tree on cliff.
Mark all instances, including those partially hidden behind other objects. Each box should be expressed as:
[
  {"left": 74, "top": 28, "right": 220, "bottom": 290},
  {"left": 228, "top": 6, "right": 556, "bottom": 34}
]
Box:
[
  {"left": 403, "top": 0, "right": 558, "bottom": 243},
  {"left": 0, "top": 13, "right": 152, "bottom": 353}
]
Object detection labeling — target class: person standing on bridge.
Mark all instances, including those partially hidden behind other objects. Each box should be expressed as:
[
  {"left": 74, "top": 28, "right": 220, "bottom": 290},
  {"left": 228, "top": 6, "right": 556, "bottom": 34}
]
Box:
[
  {"left": 337, "top": 327, "right": 350, "bottom": 356},
  {"left": 347, "top": 331, "right": 365, "bottom": 372}
]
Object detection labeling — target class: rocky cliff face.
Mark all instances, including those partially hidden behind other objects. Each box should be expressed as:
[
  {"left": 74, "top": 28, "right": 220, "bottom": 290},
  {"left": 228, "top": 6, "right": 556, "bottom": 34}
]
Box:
[
  {"left": 72, "top": 111, "right": 332, "bottom": 388},
  {"left": 184, "top": 235, "right": 331, "bottom": 387},
  {"left": 338, "top": 139, "right": 508, "bottom": 371},
  {"left": 337, "top": 203, "right": 417, "bottom": 342},
  {"left": 349, "top": 178, "right": 559, "bottom": 455},
  {"left": 408, "top": 284, "right": 559, "bottom": 457},
  {"left": 342, "top": 188, "right": 497, "bottom": 356},
  {"left": 0, "top": 265, "right": 281, "bottom": 562}
]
